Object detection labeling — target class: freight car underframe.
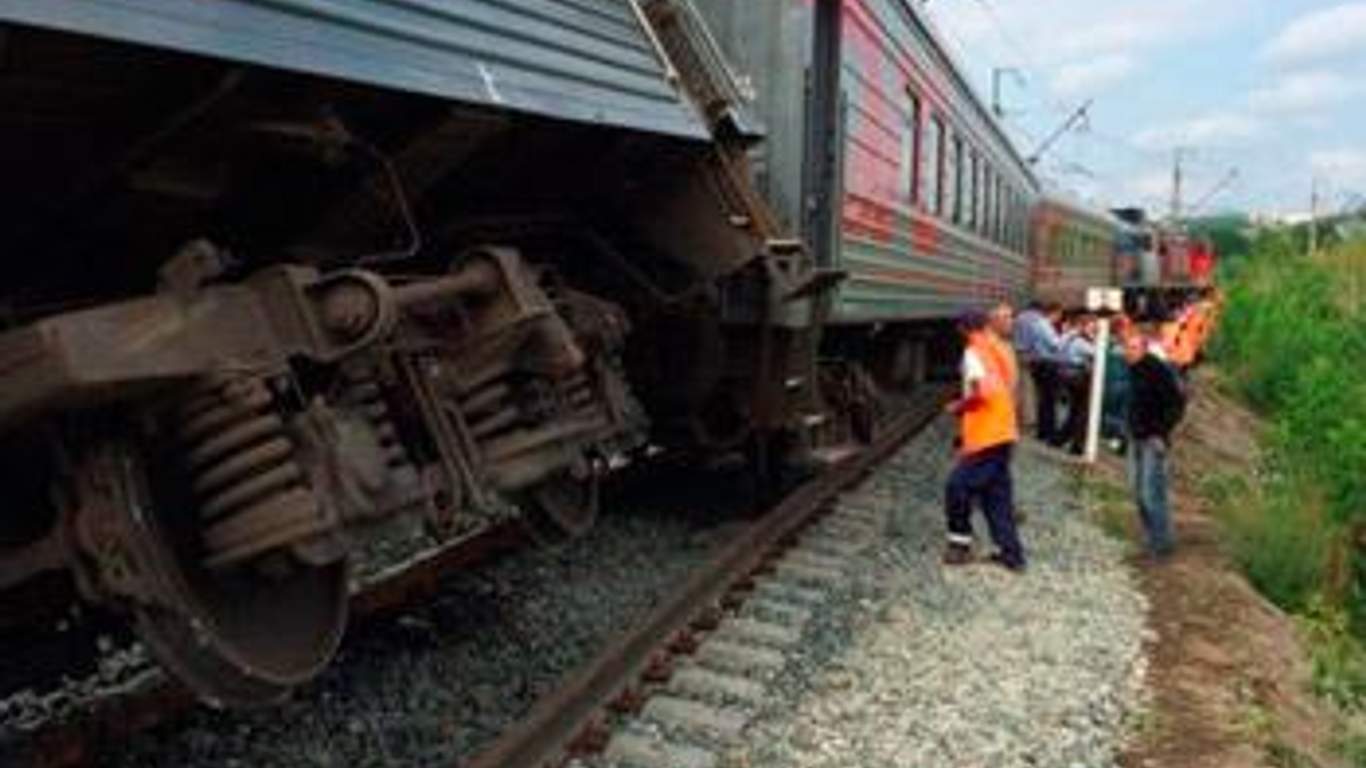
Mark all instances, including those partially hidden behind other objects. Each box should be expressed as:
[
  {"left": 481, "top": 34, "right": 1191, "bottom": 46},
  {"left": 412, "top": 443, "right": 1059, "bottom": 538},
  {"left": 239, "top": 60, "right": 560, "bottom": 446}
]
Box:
[{"left": 0, "top": 23, "right": 843, "bottom": 708}]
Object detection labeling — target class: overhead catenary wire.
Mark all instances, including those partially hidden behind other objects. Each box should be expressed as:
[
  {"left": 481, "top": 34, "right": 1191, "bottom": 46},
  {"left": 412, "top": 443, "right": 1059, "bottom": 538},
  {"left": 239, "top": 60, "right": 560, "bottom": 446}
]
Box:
[{"left": 923, "top": 0, "right": 1279, "bottom": 213}]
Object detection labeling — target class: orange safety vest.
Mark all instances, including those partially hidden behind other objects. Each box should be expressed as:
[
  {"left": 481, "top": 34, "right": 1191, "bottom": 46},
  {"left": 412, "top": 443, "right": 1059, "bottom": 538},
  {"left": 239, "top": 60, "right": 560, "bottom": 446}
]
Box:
[
  {"left": 1171, "top": 308, "right": 1201, "bottom": 367},
  {"left": 1194, "top": 302, "right": 1214, "bottom": 347},
  {"left": 961, "top": 332, "right": 1018, "bottom": 455}
]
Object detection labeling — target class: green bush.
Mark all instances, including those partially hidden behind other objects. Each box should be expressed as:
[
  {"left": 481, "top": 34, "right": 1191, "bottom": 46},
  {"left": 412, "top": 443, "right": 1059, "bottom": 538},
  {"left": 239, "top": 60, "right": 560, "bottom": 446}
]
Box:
[
  {"left": 1217, "top": 477, "right": 1334, "bottom": 615},
  {"left": 1301, "top": 597, "right": 1366, "bottom": 714},
  {"left": 1210, "top": 233, "right": 1366, "bottom": 634}
]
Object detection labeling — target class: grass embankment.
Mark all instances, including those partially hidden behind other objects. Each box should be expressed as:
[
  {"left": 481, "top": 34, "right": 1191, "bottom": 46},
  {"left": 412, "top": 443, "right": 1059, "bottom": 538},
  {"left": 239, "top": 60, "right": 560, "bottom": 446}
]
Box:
[{"left": 1210, "top": 230, "right": 1366, "bottom": 760}]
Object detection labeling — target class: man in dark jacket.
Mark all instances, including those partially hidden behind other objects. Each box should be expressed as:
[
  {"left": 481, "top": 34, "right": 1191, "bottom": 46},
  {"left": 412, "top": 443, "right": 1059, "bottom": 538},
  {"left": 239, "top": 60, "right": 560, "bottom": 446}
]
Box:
[{"left": 1122, "top": 334, "right": 1186, "bottom": 558}]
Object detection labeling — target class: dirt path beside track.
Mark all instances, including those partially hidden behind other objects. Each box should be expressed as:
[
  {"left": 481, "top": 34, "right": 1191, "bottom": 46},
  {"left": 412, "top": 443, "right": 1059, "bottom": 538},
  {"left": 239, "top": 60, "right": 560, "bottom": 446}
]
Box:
[{"left": 1103, "top": 370, "right": 1348, "bottom": 768}]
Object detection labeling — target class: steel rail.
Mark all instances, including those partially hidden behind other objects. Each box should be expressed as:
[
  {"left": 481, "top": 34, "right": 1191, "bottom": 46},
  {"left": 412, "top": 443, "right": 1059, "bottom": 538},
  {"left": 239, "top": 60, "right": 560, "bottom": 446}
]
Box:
[{"left": 465, "top": 388, "right": 949, "bottom": 768}]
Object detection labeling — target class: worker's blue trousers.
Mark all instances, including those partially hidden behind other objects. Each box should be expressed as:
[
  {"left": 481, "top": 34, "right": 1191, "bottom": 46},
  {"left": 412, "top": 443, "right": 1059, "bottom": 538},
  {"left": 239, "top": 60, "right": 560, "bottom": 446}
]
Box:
[
  {"left": 1129, "top": 436, "right": 1176, "bottom": 556},
  {"left": 945, "top": 443, "right": 1025, "bottom": 568}
]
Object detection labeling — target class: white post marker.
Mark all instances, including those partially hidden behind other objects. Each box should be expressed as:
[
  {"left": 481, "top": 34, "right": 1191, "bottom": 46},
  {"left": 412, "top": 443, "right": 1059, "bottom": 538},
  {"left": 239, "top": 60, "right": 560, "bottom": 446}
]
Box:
[{"left": 1083, "top": 288, "right": 1124, "bottom": 464}]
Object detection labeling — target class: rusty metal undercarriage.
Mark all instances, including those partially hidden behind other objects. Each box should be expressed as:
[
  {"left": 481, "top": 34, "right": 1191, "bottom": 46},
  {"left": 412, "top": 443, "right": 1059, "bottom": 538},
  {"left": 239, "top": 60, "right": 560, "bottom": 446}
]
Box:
[
  {"left": 0, "top": 0, "right": 871, "bottom": 710},
  {"left": 0, "top": 241, "right": 656, "bottom": 706}
]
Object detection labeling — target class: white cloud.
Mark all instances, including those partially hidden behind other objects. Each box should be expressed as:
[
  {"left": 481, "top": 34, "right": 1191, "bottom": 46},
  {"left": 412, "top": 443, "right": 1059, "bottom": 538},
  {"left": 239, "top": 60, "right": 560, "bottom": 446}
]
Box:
[
  {"left": 928, "top": 0, "right": 1243, "bottom": 70},
  {"left": 1133, "top": 112, "right": 1263, "bottom": 149},
  {"left": 1310, "top": 148, "right": 1366, "bottom": 188},
  {"left": 1249, "top": 70, "right": 1360, "bottom": 114},
  {"left": 1050, "top": 54, "right": 1138, "bottom": 98},
  {"left": 1131, "top": 171, "right": 1174, "bottom": 201},
  {"left": 1264, "top": 3, "right": 1366, "bottom": 65}
]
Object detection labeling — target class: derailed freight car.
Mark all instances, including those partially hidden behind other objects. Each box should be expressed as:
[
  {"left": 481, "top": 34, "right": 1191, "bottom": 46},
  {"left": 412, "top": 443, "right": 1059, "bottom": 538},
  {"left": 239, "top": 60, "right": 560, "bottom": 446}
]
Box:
[{"left": 0, "top": 0, "right": 837, "bottom": 707}]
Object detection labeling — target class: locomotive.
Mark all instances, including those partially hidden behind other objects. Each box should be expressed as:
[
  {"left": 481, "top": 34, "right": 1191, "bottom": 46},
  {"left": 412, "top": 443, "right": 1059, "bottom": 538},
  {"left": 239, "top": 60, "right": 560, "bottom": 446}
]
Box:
[
  {"left": 0, "top": 0, "right": 1160, "bottom": 709},
  {"left": 1114, "top": 207, "right": 1220, "bottom": 318}
]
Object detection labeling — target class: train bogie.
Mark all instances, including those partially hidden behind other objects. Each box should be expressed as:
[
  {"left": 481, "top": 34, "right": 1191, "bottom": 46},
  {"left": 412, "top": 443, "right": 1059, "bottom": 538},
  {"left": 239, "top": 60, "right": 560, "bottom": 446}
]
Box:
[{"left": 0, "top": 0, "right": 841, "bottom": 707}]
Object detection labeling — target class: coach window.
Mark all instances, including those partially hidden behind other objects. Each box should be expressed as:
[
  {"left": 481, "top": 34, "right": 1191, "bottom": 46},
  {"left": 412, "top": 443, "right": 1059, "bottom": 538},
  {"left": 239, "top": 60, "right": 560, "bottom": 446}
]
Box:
[
  {"left": 999, "top": 185, "right": 1009, "bottom": 246},
  {"left": 980, "top": 165, "right": 992, "bottom": 237},
  {"left": 994, "top": 180, "right": 1005, "bottom": 241},
  {"left": 902, "top": 91, "right": 922, "bottom": 205},
  {"left": 997, "top": 178, "right": 1007, "bottom": 245},
  {"left": 1017, "top": 192, "right": 1026, "bottom": 250},
  {"left": 994, "top": 176, "right": 1005, "bottom": 241},
  {"left": 951, "top": 135, "right": 965, "bottom": 224},
  {"left": 966, "top": 151, "right": 979, "bottom": 230},
  {"left": 942, "top": 129, "right": 958, "bottom": 222},
  {"left": 1005, "top": 187, "right": 1016, "bottom": 245},
  {"left": 1005, "top": 193, "right": 1015, "bottom": 250},
  {"left": 933, "top": 117, "right": 947, "bottom": 216},
  {"left": 921, "top": 114, "right": 941, "bottom": 215}
]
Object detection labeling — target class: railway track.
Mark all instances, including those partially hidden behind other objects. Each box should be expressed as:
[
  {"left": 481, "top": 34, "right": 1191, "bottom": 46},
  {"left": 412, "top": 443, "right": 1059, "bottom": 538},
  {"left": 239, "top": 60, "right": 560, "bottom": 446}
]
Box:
[
  {"left": 468, "top": 389, "right": 948, "bottom": 768},
  {"left": 4, "top": 389, "right": 945, "bottom": 768}
]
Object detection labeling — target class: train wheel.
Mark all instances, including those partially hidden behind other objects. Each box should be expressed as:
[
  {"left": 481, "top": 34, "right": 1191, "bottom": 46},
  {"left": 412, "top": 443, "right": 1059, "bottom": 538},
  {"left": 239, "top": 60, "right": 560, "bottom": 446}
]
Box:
[
  {"left": 78, "top": 432, "right": 348, "bottom": 708},
  {"left": 517, "top": 470, "right": 600, "bottom": 546}
]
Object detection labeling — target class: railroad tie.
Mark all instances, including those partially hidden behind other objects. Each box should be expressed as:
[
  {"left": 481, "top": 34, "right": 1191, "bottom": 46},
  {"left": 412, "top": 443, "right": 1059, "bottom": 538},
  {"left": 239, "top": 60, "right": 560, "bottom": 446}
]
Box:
[
  {"left": 710, "top": 617, "right": 801, "bottom": 650},
  {"left": 738, "top": 598, "right": 813, "bottom": 629},
  {"left": 781, "top": 548, "right": 853, "bottom": 573},
  {"left": 751, "top": 579, "right": 827, "bottom": 607},
  {"left": 602, "top": 730, "right": 718, "bottom": 768},
  {"left": 795, "top": 532, "right": 871, "bottom": 559},
  {"left": 772, "top": 558, "right": 847, "bottom": 588},
  {"left": 667, "top": 664, "right": 768, "bottom": 706},
  {"left": 641, "top": 696, "right": 749, "bottom": 742},
  {"left": 693, "top": 638, "right": 786, "bottom": 679}
]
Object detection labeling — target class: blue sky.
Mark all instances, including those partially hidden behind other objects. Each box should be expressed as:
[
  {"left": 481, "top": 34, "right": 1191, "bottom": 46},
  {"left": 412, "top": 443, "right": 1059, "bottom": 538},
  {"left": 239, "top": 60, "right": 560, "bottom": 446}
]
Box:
[{"left": 921, "top": 0, "right": 1366, "bottom": 217}]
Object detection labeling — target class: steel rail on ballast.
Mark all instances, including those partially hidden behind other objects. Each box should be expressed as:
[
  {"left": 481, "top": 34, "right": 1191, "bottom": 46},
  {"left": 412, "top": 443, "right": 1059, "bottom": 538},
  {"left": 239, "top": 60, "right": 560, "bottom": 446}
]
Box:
[{"left": 465, "top": 386, "right": 951, "bottom": 768}]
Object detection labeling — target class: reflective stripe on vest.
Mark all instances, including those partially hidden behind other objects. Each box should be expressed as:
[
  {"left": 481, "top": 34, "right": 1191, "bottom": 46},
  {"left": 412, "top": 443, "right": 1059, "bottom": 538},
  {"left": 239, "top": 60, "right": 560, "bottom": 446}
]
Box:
[{"left": 961, "top": 332, "right": 1019, "bottom": 455}]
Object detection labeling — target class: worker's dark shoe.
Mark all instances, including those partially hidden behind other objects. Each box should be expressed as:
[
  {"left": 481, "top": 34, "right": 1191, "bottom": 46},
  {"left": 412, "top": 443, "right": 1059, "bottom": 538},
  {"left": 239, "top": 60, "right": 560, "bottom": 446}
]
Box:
[
  {"left": 988, "top": 551, "right": 1027, "bottom": 573},
  {"left": 942, "top": 544, "right": 973, "bottom": 566}
]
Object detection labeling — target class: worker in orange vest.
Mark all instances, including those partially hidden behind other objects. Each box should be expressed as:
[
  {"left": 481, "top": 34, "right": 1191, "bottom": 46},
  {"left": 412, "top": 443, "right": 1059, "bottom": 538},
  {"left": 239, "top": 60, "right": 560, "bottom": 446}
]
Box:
[
  {"left": 1189, "top": 298, "right": 1213, "bottom": 362},
  {"left": 1170, "top": 328, "right": 1195, "bottom": 369},
  {"left": 1168, "top": 301, "right": 1205, "bottom": 370},
  {"left": 943, "top": 310, "right": 1026, "bottom": 572}
]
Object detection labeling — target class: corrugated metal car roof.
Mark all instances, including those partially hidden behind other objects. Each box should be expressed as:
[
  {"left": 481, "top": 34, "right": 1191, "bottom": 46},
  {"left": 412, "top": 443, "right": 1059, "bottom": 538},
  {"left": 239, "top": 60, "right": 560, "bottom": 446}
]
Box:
[{"left": 0, "top": 0, "right": 708, "bottom": 140}]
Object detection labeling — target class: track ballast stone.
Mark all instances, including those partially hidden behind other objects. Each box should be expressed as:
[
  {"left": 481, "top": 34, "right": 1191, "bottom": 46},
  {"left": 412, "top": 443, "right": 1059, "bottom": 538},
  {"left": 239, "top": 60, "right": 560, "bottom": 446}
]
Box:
[
  {"left": 735, "top": 418, "right": 1150, "bottom": 768},
  {"left": 106, "top": 493, "right": 738, "bottom": 768}
]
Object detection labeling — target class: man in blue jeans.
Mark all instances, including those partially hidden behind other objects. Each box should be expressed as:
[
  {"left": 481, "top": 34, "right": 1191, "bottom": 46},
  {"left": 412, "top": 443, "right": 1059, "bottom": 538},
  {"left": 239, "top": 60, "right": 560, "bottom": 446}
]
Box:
[{"left": 1122, "top": 334, "right": 1186, "bottom": 558}]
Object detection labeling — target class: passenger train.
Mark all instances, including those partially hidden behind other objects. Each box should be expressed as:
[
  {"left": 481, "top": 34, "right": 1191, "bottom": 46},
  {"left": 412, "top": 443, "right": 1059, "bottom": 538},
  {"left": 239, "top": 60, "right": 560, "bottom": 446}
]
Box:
[{"left": 0, "top": 0, "right": 1204, "bottom": 707}]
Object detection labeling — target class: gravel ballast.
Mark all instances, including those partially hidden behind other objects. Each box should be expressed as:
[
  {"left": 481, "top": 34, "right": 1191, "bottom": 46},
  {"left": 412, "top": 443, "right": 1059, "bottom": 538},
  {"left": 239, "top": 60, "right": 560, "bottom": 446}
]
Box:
[
  {"left": 737, "top": 418, "right": 1150, "bottom": 768},
  {"left": 7, "top": 414, "right": 1149, "bottom": 768},
  {"left": 103, "top": 471, "right": 744, "bottom": 768}
]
